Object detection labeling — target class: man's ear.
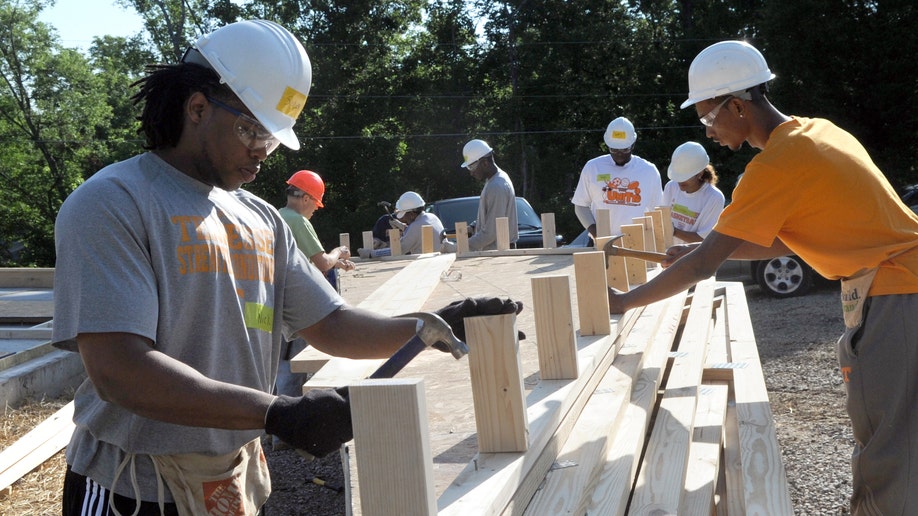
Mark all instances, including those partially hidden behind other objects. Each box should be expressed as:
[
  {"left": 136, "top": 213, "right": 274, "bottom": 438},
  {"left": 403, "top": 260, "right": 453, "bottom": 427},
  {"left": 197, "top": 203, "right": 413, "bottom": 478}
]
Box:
[{"left": 186, "top": 92, "right": 209, "bottom": 123}]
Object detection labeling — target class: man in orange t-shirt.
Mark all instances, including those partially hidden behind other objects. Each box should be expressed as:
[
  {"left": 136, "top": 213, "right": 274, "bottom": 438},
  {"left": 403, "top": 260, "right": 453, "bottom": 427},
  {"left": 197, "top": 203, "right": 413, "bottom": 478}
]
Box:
[{"left": 608, "top": 40, "right": 918, "bottom": 515}]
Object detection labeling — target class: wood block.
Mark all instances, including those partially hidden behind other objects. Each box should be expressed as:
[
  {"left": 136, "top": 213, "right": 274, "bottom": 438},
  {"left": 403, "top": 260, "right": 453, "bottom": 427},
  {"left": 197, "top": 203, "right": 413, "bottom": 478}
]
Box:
[
  {"left": 620, "top": 224, "right": 647, "bottom": 285},
  {"left": 657, "top": 206, "right": 674, "bottom": 249},
  {"left": 362, "top": 230, "right": 374, "bottom": 252},
  {"left": 351, "top": 379, "right": 436, "bottom": 516},
  {"left": 466, "top": 313, "right": 527, "bottom": 453},
  {"left": 530, "top": 275, "right": 577, "bottom": 380},
  {"left": 388, "top": 228, "right": 402, "bottom": 256},
  {"left": 633, "top": 215, "right": 656, "bottom": 253},
  {"left": 496, "top": 217, "right": 511, "bottom": 251},
  {"left": 573, "top": 251, "right": 611, "bottom": 336},
  {"left": 594, "top": 235, "right": 630, "bottom": 292},
  {"left": 645, "top": 209, "right": 665, "bottom": 254},
  {"left": 596, "top": 208, "right": 611, "bottom": 238},
  {"left": 420, "top": 225, "right": 434, "bottom": 254},
  {"left": 541, "top": 213, "right": 557, "bottom": 249},
  {"left": 455, "top": 221, "right": 470, "bottom": 254},
  {"left": 340, "top": 233, "right": 350, "bottom": 250}
]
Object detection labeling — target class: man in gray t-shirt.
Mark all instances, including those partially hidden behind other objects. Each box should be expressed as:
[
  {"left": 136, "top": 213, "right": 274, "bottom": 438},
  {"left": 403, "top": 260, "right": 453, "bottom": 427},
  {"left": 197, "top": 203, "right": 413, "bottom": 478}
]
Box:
[
  {"left": 55, "top": 21, "right": 522, "bottom": 516},
  {"left": 459, "top": 139, "right": 519, "bottom": 251}
]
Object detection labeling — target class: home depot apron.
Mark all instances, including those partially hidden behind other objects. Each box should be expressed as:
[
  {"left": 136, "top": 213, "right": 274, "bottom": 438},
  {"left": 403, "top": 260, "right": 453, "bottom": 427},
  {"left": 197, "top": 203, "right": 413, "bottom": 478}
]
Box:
[
  {"left": 111, "top": 438, "right": 270, "bottom": 516},
  {"left": 840, "top": 267, "right": 879, "bottom": 329}
]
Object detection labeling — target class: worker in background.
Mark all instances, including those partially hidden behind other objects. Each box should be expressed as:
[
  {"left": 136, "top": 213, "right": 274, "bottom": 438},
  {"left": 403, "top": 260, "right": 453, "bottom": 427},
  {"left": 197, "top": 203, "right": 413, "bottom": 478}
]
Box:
[
  {"left": 275, "top": 169, "right": 353, "bottom": 450},
  {"left": 607, "top": 40, "right": 918, "bottom": 515},
  {"left": 392, "top": 191, "right": 447, "bottom": 254},
  {"left": 572, "top": 116, "right": 663, "bottom": 241},
  {"left": 458, "top": 139, "right": 519, "bottom": 251},
  {"left": 280, "top": 169, "right": 356, "bottom": 289},
  {"left": 661, "top": 141, "right": 725, "bottom": 244},
  {"left": 52, "top": 20, "right": 522, "bottom": 516}
]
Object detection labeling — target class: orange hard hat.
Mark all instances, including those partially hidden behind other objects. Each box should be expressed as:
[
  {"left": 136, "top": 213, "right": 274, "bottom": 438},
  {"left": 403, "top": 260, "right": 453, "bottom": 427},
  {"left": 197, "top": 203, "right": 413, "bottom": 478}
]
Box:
[{"left": 286, "top": 170, "right": 325, "bottom": 207}]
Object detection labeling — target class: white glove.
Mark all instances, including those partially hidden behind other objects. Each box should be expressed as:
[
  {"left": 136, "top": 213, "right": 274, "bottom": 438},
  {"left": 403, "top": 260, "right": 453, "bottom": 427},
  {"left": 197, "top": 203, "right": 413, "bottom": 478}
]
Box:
[{"left": 389, "top": 218, "right": 407, "bottom": 232}]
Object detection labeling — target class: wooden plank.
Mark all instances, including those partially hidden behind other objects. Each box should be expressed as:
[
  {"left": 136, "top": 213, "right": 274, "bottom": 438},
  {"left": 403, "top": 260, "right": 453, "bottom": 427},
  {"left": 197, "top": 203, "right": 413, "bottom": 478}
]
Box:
[
  {"left": 455, "top": 221, "right": 470, "bottom": 254},
  {"left": 596, "top": 208, "right": 612, "bottom": 238},
  {"left": 301, "top": 254, "right": 455, "bottom": 389},
  {"left": 467, "top": 314, "right": 528, "bottom": 453},
  {"left": 620, "top": 224, "right": 647, "bottom": 286},
  {"left": 0, "top": 268, "right": 54, "bottom": 288},
  {"left": 421, "top": 225, "right": 434, "bottom": 254},
  {"left": 0, "top": 401, "right": 74, "bottom": 494},
  {"left": 722, "top": 282, "right": 793, "bottom": 514},
  {"left": 340, "top": 233, "right": 350, "bottom": 249},
  {"left": 573, "top": 251, "right": 611, "bottom": 336},
  {"left": 585, "top": 290, "right": 689, "bottom": 516},
  {"left": 630, "top": 278, "right": 715, "bottom": 514},
  {"left": 388, "top": 228, "right": 402, "bottom": 256},
  {"left": 521, "top": 292, "right": 686, "bottom": 515},
  {"left": 721, "top": 400, "right": 745, "bottom": 516},
  {"left": 680, "top": 382, "right": 729, "bottom": 515},
  {"left": 496, "top": 217, "right": 511, "bottom": 251},
  {"left": 531, "top": 275, "right": 578, "bottom": 380},
  {"left": 645, "top": 209, "right": 666, "bottom": 254},
  {"left": 351, "top": 379, "right": 436, "bottom": 515},
  {"left": 437, "top": 306, "right": 646, "bottom": 516},
  {"left": 541, "top": 213, "right": 557, "bottom": 249}
]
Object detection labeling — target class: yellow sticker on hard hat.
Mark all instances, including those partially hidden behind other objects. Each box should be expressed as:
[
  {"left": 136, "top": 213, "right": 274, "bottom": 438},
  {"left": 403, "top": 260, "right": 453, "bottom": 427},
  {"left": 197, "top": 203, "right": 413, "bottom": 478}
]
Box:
[
  {"left": 611, "top": 130, "right": 627, "bottom": 139},
  {"left": 276, "top": 86, "right": 308, "bottom": 119}
]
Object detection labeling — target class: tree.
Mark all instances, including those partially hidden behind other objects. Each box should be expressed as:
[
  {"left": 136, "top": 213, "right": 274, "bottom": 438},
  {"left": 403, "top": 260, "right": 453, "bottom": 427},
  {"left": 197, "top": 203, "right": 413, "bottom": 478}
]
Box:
[{"left": 0, "top": 0, "right": 114, "bottom": 265}]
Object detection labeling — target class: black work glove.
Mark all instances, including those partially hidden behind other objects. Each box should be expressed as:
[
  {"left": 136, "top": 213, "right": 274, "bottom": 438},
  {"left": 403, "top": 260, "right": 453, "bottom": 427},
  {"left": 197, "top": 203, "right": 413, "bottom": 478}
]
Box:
[
  {"left": 434, "top": 296, "right": 526, "bottom": 345},
  {"left": 264, "top": 387, "right": 352, "bottom": 458}
]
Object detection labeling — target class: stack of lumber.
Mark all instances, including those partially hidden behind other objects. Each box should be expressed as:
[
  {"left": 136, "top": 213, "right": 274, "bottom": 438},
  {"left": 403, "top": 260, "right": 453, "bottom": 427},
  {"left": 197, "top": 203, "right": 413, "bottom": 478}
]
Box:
[{"left": 301, "top": 250, "right": 790, "bottom": 515}]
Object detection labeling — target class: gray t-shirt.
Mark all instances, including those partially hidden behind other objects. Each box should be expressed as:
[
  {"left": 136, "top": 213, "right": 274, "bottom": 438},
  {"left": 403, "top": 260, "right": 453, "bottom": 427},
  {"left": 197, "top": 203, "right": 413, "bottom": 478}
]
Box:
[
  {"left": 53, "top": 152, "right": 343, "bottom": 500},
  {"left": 468, "top": 168, "right": 519, "bottom": 251}
]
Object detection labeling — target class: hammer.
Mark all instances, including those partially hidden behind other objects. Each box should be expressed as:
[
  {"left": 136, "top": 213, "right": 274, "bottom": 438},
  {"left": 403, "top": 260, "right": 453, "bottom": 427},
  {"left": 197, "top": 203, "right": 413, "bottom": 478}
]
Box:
[
  {"left": 295, "top": 312, "right": 466, "bottom": 461},
  {"left": 369, "top": 311, "right": 468, "bottom": 379},
  {"left": 602, "top": 234, "right": 667, "bottom": 263}
]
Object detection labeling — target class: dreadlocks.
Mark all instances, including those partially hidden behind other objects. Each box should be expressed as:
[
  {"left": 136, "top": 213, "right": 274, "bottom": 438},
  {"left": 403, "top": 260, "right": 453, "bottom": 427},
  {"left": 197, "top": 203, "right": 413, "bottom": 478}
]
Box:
[{"left": 130, "top": 62, "right": 230, "bottom": 150}]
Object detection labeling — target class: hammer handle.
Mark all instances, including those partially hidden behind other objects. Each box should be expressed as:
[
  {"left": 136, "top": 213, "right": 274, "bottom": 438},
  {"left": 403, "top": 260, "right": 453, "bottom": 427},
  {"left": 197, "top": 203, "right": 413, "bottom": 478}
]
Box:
[
  {"left": 608, "top": 246, "right": 667, "bottom": 263},
  {"left": 369, "top": 334, "right": 427, "bottom": 379}
]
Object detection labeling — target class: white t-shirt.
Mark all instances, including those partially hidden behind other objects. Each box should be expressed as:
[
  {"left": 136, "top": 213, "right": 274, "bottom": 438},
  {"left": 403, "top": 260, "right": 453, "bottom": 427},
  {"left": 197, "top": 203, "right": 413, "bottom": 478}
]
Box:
[
  {"left": 571, "top": 154, "right": 663, "bottom": 235},
  {"left": 662, "top": 181, "right": 725, "bottom": 242},
  {"left": 53, "top": 152, "right": 344, "bottom": 500}
]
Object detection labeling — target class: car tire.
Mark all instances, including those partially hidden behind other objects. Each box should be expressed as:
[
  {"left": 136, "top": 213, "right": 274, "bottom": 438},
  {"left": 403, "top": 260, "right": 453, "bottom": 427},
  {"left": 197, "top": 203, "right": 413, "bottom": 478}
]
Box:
[{"left": 754, "top": 256, "right": 813, "bottom": 298}]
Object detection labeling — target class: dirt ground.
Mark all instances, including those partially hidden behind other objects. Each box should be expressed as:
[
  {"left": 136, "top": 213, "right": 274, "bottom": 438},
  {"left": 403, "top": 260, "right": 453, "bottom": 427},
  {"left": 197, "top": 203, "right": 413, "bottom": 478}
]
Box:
[
  {"left": 262, "top": 277, "right": 853, "bottom": 515},
  {"left": 1, "top": 275, "right": 852, "bottom": 515}
]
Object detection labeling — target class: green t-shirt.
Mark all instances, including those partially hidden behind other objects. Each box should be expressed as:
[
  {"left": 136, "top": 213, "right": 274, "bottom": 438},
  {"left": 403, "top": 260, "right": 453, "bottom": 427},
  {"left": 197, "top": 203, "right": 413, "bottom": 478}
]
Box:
[{"left": 279, "top": 206, "right": 324, "bottom": 258}]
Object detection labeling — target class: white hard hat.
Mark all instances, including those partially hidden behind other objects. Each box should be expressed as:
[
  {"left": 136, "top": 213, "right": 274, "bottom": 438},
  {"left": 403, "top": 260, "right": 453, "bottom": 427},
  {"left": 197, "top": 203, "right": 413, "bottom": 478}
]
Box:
[
  {"left": 395, "top": 191, "right": 425, "bottom": 218},
  {"left": 668, "top": 142, "right": 709, "bottom": 183},
  {"left": 681, "top": 40, "right": 775, "bottom": 109},
  {"left": 461, "top": 139, "right": 493, "bottom": 168},
  {"left": 603, "top": 117, "right": 636, "bottom": 149},
  {"left": 190, "top": 20, "right": 312, "bottom": 150}
]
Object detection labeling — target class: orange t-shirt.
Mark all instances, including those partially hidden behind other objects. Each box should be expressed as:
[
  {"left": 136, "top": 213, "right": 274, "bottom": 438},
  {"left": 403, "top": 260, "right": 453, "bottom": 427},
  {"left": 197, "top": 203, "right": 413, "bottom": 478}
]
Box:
[{"left": 715, "top": 117, "right": 918, "bottom": 297}]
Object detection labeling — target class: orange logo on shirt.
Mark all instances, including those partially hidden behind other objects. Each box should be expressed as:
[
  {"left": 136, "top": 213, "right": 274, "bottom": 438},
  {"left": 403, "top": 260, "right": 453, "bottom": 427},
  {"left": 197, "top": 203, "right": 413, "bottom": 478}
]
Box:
[{"left": 602, "top": 178, "right": 642, "bottom": 206}]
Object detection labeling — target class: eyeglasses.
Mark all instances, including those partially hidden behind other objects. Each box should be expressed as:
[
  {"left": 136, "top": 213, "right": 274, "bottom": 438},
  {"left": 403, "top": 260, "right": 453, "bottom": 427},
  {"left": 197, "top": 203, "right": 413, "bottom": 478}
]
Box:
[
  {"left": 206, "top": 96, "right": 280, "bottom": 154},
  {"left": 699, "top": 97, "right": 732, "bottom": 127},
  {"left": 608, "top": 146, "right": 632, "bottom": 155}
]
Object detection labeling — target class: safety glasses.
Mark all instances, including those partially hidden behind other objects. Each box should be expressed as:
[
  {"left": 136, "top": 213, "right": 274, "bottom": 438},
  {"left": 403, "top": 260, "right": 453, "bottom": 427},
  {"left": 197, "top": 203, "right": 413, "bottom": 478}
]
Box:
[
  {"left": 206, "top": 96, "right": 280, "bottom": 154},
  {"left": 699, "top": 97, "right": 732, "bottom": 127}
]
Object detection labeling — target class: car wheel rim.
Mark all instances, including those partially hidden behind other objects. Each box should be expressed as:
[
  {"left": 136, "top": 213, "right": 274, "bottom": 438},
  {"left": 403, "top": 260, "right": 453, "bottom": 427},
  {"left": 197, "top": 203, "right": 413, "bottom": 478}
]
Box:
[{"left": 762, "top": 257, "right": 804, "bottom": 293}]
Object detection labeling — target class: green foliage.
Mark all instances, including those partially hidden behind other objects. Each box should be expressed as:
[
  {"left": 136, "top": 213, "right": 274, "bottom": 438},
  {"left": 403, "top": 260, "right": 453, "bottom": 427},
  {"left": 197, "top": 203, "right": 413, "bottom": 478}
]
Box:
[{"left": 3, "top": 0, "right": 916, "bottom": 262}]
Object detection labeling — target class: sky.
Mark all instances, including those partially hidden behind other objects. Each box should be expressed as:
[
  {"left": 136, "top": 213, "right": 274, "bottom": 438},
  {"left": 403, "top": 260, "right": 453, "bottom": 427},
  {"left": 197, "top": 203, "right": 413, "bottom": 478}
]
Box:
[{"left": 38, "top": 0, "right": 147, "bottom": 51}]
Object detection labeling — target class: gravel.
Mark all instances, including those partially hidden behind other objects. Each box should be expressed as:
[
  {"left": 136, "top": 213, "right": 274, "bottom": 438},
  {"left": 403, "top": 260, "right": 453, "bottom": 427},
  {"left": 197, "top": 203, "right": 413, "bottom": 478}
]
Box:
[{"left": 263, "top": 277, "right": 855, "bottom": 515}]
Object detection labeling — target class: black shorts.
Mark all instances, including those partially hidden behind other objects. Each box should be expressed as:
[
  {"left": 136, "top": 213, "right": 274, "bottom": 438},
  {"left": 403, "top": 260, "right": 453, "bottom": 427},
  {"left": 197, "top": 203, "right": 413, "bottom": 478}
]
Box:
[{"left": 62, "top": 465, "right": 179, "bottom": 516}]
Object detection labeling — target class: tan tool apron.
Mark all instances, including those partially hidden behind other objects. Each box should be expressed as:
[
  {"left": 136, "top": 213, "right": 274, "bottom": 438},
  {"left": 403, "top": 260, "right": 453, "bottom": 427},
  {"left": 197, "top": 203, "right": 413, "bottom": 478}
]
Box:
[
  {"left": 840, "top": 245, "right": 918, "bottom": 329},
  {"left": 111, "top": 438, "right": 271, "bottom": 516}
]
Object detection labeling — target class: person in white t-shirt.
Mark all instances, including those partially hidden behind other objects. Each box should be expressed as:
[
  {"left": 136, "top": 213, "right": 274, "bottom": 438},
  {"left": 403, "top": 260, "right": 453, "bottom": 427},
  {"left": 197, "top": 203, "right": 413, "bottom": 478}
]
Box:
[
  {"left": 661, "top": 141, "right": 725, "bottom": 244},
  {"left": 572, "top": 117, "right": 663, "bottom": 240}
]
